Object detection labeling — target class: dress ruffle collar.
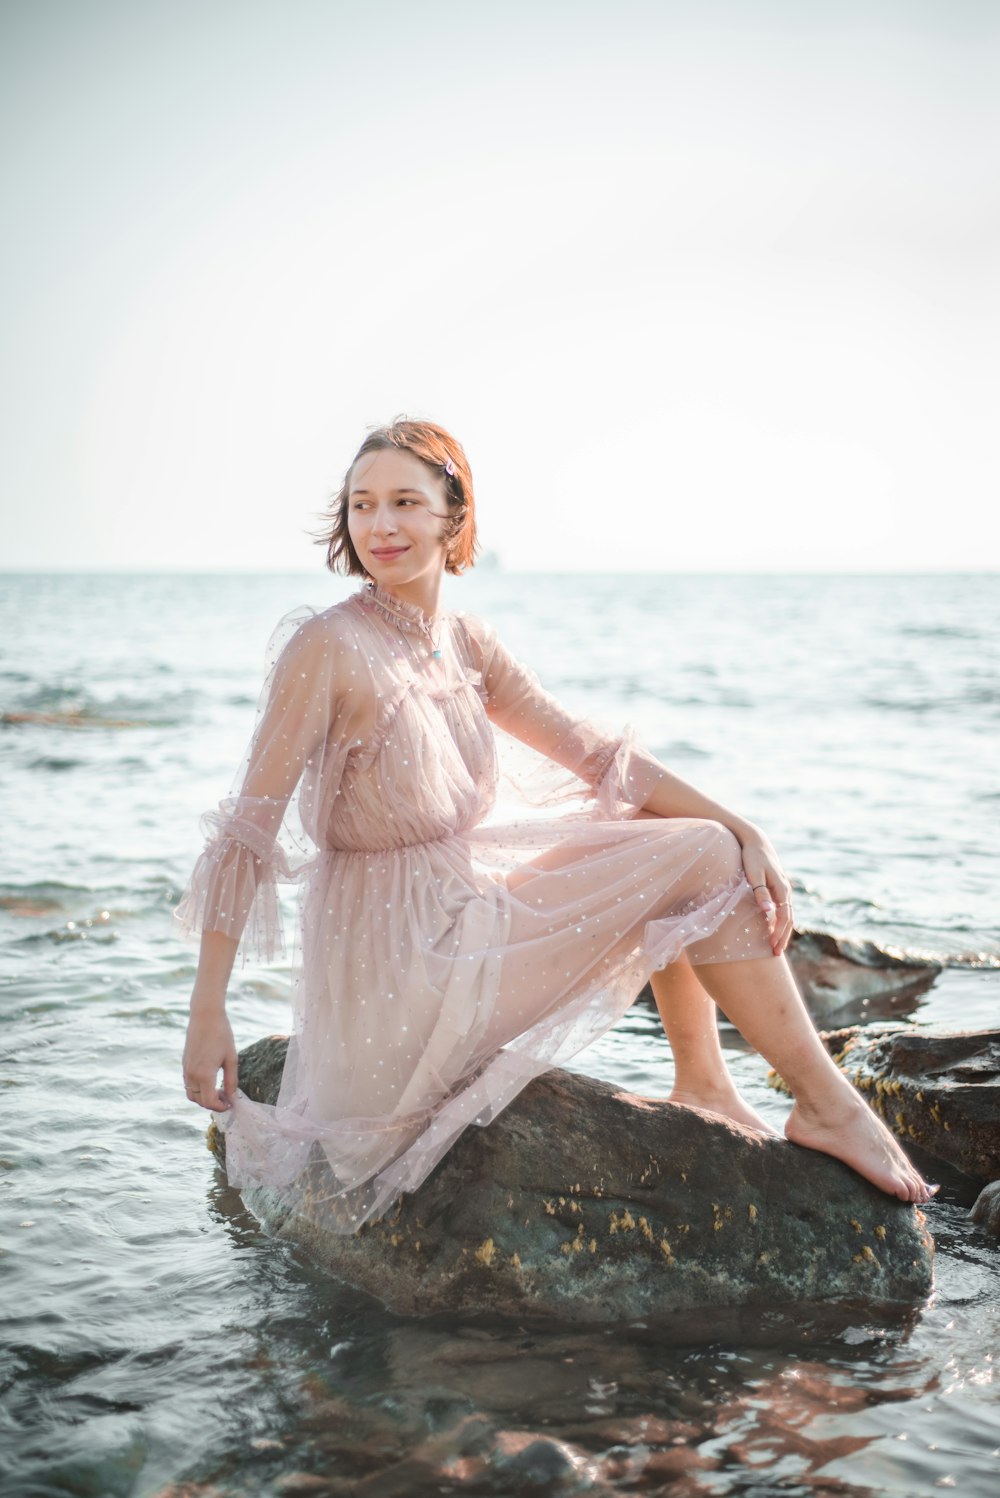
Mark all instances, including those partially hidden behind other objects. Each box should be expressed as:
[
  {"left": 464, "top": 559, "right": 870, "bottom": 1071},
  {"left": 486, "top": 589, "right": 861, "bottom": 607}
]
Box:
[{"left": 359, "top": 581, "right": 446, "bottom": 635}]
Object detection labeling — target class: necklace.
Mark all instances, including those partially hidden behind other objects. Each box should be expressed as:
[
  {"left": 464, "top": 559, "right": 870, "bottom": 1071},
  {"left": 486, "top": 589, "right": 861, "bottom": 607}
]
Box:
[{"left": 361, "top": 581, "right": 446, "bottom": 659}]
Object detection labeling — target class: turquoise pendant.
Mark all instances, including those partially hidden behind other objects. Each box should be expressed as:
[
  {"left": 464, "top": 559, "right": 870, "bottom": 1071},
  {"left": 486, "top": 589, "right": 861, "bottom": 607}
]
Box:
[{"left": 432, "top": 648, "right": 442, "bottom": 659}]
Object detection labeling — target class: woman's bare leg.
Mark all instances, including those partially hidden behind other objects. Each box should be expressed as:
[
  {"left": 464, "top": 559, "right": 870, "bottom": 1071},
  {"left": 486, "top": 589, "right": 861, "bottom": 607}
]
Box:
[
  {"left": 650, "top": 957, "right": 777, "bottom": 1134},
  {"left": 691, "top": 953, "right": 936, "bottom": 1203}
]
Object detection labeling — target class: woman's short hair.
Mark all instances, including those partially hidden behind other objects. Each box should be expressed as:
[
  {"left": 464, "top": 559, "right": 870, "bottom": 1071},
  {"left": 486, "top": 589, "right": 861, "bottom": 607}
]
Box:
[{"left": 316, "top": 417, "right": 479, "bottom": 576}]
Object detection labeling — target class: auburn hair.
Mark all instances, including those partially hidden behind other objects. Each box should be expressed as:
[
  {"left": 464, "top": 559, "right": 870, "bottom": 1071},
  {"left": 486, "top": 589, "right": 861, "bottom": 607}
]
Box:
[{"left": 315, "top": 417, "right": 479, "bottom": 577}]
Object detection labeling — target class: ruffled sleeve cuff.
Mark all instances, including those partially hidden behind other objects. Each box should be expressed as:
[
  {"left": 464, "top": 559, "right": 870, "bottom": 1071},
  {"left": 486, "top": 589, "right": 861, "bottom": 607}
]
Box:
[
  {"left": 174, "top": 805, "right": 293, "bottom": 965},
  {"left": 590, "top": 726, "right": 668, "bottom": 820}
]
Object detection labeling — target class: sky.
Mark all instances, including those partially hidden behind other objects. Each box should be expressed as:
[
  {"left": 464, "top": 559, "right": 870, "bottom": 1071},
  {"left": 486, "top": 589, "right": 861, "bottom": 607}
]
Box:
[{"left": 1, "top": 0, "right": 997, "bottom": 572}]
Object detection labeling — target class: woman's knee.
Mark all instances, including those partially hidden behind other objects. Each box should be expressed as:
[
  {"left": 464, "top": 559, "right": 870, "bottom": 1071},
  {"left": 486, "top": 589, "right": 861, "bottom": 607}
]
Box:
[{"left": 695, "top": 820, "right": 744, "bottom": 878}]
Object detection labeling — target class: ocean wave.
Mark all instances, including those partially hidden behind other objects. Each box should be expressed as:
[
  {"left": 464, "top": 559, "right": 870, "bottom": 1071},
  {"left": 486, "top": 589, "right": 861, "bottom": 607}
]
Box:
[
  {"left": 0, "top": 882, "right": 89, "bottom": 914},
  {"left": 897, "top": 624, "right": 981, "bottom": 640},
  {"left": 6, "top": 682, "right": 197, "bottom": 724}
]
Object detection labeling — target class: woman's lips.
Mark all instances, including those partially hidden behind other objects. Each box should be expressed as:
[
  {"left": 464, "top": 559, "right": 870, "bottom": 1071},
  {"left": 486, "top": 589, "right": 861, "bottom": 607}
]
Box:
[{"left": 370, "top": 547, "right": 409, "bottom": 559}]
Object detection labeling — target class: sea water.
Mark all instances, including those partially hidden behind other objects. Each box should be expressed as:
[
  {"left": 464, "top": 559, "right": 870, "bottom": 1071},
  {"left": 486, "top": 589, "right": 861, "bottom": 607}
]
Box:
[{"left": 1, "top": 570, "right": 997, "bottom": 1496}]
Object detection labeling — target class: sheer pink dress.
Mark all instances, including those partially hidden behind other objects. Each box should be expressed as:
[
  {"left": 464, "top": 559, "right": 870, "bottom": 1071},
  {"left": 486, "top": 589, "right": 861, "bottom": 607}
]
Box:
[{"left": 175, "top": 582, "right": 773, "bottom": 1232}]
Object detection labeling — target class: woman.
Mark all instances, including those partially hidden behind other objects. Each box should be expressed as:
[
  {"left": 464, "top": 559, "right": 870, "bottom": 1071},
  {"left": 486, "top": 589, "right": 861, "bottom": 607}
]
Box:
[{"left": 179, "top": 419, "right": 935, "bottom": 1234}]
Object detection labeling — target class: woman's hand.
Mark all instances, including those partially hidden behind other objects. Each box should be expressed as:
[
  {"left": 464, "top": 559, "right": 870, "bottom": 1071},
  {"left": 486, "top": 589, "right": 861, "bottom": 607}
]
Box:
[
  {"left": 182, "top": 1002, "right": 237, "bottom": 1111},
  {"left": 736, "top": 824, "right": 795, "bottom": 956}
]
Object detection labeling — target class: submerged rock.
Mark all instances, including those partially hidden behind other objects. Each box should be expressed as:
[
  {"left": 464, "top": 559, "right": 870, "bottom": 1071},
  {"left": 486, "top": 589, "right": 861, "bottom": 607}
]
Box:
[
  {"left": 636, "top": 929, "right": 941, "bottom": 1026},
  {"left": 817, "top": 1024, "right": 1000, "bottom": 1182},
  {"left": 785, "top": 931, "right": 942, "bottom": 1023},
  {"left": 209, "top": 1037, "right": 933, "bottom": 1325},
  {"left": 971, "top": 1181, "right": 1000, "bottom": 1237}
]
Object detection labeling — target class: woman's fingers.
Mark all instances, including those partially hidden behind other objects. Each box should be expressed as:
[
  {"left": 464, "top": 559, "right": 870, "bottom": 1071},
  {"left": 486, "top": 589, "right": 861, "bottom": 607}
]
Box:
[
  {"left": 185, "top": 1070, "right": 230, "bottom": 1110},
  {"left": 220, "top": 1050, "right": 238, "bottom": 1109},
  {"left": 743, "top": 853, "right": 794, "bottom": 956},
  {"left": 773, "top": 901, "right": 794, "bottom": 955}
]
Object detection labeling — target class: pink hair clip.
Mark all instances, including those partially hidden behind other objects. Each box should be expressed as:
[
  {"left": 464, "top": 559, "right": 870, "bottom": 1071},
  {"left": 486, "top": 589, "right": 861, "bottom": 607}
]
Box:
[{"left": 444, "top": 458, "right": 455, "bottom": 476}]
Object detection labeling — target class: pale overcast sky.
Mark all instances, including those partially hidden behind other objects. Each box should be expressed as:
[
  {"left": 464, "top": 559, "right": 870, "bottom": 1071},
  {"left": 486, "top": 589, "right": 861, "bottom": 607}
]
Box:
[{"left": 1, "top": 0, "right": 997, "bottom": 571}]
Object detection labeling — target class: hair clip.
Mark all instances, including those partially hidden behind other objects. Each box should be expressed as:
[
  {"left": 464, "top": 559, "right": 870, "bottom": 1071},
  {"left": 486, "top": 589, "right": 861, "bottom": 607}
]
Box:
[{"left": 444, "top": 458, "right": 455, "bottom": 477}]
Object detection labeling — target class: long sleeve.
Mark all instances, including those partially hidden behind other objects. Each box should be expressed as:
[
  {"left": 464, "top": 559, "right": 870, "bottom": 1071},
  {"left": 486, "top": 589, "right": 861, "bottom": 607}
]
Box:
[
  {"left": 174, "top": 607, "right": 358, "bottom": 964},
  {"left": 467, "top": 617, "right": 668, "bottom": 819}
]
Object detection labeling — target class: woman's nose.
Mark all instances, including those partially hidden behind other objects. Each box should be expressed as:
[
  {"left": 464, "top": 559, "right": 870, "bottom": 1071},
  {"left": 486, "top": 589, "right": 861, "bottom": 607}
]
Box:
[{"left": 371, "top": 506, "right": 398, "bottom": 536}]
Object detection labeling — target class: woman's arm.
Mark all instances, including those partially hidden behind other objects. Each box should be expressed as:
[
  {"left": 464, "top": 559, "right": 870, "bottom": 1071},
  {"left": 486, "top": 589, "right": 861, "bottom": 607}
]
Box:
[
  {"left": 472, "top": 615, "right": 793, "bottom": 954},
  {"left": 178, "top": 612, "right": 353, "bottom": 1110},
  {"left": 183, "top": 930, "right": 240, "bottom": 1110}
]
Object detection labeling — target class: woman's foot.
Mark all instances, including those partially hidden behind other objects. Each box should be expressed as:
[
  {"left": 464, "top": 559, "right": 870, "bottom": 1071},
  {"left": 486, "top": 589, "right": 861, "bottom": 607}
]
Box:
[
  {"left": 785, "top": 1092, "right": 938, "bottom": 1203},
  {"left": 669, "top": 1083, "right": 780, "bottom": 1136}
]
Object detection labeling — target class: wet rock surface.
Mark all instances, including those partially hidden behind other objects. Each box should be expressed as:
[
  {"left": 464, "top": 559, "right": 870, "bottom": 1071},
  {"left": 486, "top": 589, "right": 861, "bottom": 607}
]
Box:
[
  {"left": 784, "top": 930, "right": 942, "bottom": 1022},
  {"left": 971, "top": 1180, "right": 1000, "bottom": 1236},
  {"left": 818, "top": 1024, "right": 1000, "bottom": 1182},
  {"left": 209, "top": 1036, "right": 933, "bottom": 1325},
  {"left": 635, "top": 928, "right": 941, "bottom": 1026}
]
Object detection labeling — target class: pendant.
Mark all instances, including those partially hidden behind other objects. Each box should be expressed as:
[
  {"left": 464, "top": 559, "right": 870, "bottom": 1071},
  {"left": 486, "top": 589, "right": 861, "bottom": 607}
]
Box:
[{"left": 432, "top": 648, "right": 442, "bottom": 659}]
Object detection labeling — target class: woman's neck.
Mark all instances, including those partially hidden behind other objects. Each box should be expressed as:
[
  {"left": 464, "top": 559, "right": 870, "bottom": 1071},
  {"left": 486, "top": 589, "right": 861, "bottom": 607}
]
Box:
[{"left": 371, "top": 572, "right": 444, "bottom": 621}]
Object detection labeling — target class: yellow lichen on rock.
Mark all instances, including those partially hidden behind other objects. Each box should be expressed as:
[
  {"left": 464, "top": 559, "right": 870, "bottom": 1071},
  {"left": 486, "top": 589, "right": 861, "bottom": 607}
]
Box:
[{"left": 474, "top": 1238, "right": 496, "bottom": 1267}]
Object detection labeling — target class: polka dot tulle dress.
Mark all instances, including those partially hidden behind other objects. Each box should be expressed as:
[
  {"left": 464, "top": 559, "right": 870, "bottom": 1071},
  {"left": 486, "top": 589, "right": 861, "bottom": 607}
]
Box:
[{"left": 175, "top": 581, "right": 773, "bottom": 1232}]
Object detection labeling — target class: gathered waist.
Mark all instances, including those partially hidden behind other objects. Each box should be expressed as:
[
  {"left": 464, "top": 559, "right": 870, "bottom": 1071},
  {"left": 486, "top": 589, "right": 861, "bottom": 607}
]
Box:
[{"left": 322, "top": 828, "right": 468, "bottom": 855}]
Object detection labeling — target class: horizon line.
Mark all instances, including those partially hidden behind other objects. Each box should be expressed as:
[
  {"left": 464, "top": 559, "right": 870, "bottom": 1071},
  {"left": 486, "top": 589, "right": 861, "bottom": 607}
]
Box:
[{"left": 1, "top": 565, "right": 998, "bottom": 578}]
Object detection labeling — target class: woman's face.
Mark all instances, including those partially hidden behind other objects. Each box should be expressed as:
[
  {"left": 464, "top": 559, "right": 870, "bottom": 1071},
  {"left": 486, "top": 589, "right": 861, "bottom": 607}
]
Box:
[{"left": 347, "top": 447, "right": 450, "bottom": 595}]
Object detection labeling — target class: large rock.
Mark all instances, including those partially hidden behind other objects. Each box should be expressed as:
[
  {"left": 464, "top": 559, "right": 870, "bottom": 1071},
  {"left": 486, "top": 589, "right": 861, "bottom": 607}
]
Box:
[
  {"left": 208, "top": 1036, "right": 933, "bottom": 1325},
  {"left": 818, "top": 1024, "right": 1000, "bottom": 1182}
]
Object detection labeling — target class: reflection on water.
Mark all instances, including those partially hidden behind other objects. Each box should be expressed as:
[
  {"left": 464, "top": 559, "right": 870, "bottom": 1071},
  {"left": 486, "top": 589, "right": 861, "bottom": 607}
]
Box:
[{"left": 2, "top": 944, "right": 997, "bottom": 1497}]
